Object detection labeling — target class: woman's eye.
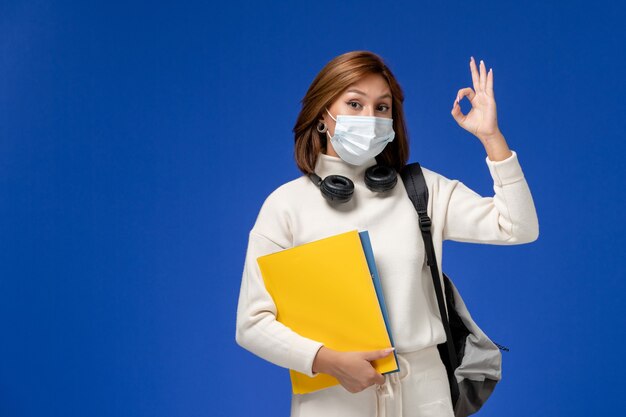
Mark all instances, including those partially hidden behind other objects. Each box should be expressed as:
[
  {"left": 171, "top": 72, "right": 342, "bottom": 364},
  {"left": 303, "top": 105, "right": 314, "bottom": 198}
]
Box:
[{"left": 346, "top": 101, "right": 390, "bottom": 111}]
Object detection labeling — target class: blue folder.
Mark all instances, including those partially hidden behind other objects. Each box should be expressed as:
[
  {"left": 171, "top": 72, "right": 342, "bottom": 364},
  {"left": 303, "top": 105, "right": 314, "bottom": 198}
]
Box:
[{"left": 358, "top": 230, "right": 400, "bottom": 374}]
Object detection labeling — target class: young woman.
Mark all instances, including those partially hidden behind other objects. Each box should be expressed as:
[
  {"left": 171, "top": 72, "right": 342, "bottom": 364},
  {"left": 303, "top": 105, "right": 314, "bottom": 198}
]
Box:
[{"left": 235, "top": 50, "right": 539, "bottom": 417}]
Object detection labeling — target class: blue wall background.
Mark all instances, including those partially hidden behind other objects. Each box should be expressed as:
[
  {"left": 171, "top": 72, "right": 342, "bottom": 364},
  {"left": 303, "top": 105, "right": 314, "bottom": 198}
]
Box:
[{"left": 1, "top": 1, "right": 624, "bottom": 416}]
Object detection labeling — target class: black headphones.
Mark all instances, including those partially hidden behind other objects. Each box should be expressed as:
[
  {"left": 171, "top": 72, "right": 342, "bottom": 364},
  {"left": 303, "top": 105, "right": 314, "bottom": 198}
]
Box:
[{"left": 308, "top": 164, "right": 398, "bottom": 204}]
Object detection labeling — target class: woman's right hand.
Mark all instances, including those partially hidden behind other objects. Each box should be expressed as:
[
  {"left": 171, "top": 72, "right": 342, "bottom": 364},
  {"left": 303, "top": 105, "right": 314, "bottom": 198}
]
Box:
[{"left": 312, "top": 346, "right": 395, "bottom": 393}]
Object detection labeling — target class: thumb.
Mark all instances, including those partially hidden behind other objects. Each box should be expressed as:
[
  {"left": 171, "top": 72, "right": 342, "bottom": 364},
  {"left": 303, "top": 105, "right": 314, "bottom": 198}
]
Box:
[
  {"left": 451, "top": 98, "right": 466, "bottom": 125},
  {"left": 363, "top": 347, "right": 395, "bottom": 361}
]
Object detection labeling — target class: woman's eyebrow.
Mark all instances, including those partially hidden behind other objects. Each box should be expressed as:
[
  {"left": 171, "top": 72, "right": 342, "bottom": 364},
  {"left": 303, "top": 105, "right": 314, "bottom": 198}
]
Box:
[{"left": 346, "top": 88, "right": 392, "bottom": 100}]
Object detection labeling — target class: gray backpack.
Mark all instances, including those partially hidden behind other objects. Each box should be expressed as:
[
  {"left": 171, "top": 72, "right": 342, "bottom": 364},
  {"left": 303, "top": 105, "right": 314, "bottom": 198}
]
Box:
[{"left": 400, "top": 162, "right": 507, "bottom": 417}]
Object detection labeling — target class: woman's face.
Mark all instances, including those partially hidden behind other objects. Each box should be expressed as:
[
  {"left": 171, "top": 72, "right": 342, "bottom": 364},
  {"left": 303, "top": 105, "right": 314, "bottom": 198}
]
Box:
[{"left": 321, "top": 72, "right": 393, "bottom": 157}]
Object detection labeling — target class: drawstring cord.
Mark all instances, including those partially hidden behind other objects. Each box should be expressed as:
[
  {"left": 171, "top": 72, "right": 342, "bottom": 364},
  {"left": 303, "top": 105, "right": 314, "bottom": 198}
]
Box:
[{"left": 375, "top": 353, "right": 411, "bottom": 417}]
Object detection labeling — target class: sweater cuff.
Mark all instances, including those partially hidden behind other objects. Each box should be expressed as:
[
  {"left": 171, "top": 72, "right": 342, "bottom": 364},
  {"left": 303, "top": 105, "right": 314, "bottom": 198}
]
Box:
[
  {"left": 485, "top": 150, "right": 525, "bottom": 186},
  {"left": 289, "top": 336, "right": 324, "bottom": 378}
]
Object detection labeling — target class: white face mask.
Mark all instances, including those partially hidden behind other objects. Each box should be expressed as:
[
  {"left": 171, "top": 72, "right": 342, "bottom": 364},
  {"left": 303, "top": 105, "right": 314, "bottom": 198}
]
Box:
[{"left": 325, "top": 108, "right": 395, "bottom": 166}]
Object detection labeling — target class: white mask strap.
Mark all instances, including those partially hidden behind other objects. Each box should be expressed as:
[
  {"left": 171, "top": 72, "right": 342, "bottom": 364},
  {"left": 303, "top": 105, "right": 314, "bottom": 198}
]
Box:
[{"left": 325, "top": 107, "right": 337, "bottom": 122}]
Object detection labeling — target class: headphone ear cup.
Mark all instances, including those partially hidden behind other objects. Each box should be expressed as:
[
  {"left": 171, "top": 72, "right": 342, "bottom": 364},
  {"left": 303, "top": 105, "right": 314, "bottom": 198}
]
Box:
[
  {"left": 364, "top": 164, "right": 398, "bottom": 192},
  {"left": 320, "top": 175, "right": 354, "bottom": 203}
]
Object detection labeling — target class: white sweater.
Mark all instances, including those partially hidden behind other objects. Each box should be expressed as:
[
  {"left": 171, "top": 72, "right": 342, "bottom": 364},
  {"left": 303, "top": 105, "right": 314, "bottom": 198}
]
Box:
[{"left": 235, "top": 150, "right": 539, "bottom": 379}]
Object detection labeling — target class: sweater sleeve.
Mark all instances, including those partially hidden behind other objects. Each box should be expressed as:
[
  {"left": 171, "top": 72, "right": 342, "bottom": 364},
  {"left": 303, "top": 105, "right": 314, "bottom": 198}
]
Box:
[
  {"left": 440, "top": 150, "right": 540, "bottom": 244},
  {"left": 235, "top": 193, "right": 325, "bottom": 378}
]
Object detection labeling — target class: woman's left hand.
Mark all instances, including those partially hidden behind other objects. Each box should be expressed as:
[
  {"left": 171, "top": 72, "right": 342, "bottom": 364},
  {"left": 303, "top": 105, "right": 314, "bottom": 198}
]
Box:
[{"left": 451, "top": 57, "right": 502, "bottom": 144}]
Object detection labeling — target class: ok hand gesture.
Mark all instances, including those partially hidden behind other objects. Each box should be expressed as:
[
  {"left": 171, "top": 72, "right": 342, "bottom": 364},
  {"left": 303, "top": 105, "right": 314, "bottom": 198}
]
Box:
[{"left": 451, "top": 57, "right": 502, "bottom": 144}]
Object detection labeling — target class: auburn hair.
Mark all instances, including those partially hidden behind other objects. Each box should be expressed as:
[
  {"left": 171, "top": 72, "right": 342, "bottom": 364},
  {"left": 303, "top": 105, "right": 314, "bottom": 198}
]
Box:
[{"left": 293, "top": 50, "right": 410, "bottom": 175}]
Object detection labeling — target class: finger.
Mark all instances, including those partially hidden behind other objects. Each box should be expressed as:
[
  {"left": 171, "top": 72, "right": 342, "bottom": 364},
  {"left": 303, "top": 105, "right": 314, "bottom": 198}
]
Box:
[
  {"left": 479, "top": 59, "right": 487, "bottom": 91},
  {"left": 487, "top": 67, "right": 494, "bottom": 96},
  {"left": 469, "top": 56, "right": 480, "bottom": 92},
  {"left": 375, "top": 373, "right": 385, "bottom": 385},
  {"left": 364, "top": 348, "right": 394, "bottom": 361},
  {"left": 451, "top": 98, "right": 465, "bottom": 124},
  {"left": 456, "top": 87, "right": 475, "bottom": 103}
]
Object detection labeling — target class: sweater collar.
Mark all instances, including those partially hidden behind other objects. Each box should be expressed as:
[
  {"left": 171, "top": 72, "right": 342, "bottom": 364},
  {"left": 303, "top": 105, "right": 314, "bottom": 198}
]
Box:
[{"left": 313, "top": 152, "right": 378, "bottom": 182}]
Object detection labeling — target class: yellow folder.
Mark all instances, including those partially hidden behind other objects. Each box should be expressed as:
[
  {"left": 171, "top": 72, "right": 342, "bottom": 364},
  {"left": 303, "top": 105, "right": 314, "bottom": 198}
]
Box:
[{"left": 257, "top": 229, "right": 398, "bottom": 394}]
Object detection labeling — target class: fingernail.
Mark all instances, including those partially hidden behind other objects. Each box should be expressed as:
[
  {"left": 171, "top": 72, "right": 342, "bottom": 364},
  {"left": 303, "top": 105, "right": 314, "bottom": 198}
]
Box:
[{"left": 480, "top": 59, "right": 484, "bottom": 65}]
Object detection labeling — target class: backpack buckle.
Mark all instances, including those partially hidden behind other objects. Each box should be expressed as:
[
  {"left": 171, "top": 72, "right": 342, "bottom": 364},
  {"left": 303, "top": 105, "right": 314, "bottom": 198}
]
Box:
[{"left": 419, "top": 215, "right": 432, "bottom": 232}]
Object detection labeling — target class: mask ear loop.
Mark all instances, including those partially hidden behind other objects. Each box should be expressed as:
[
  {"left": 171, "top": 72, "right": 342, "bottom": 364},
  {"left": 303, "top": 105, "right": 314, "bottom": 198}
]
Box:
[
  {"left": 324, "top": 108, "right": 337, "bottom": 141},
  {"left": 325, "top": 107, "right": 337, "bottom": 122}
]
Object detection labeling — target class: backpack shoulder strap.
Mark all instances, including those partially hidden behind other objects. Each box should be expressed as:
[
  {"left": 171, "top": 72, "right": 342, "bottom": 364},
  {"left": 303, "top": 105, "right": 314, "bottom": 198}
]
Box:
[
  {"left": 399, "top": 163, "right": 431, "bottom": 254},
  {"left": 399, "top": 162, "right": 460, "bottom": 375}
]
